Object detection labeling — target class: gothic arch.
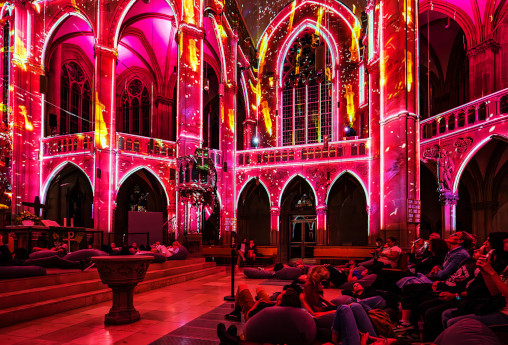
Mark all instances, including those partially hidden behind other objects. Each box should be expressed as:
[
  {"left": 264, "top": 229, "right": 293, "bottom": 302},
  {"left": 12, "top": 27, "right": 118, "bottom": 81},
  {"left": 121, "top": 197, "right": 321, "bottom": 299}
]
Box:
[
  {"left": 117, "top": 166, "right": 169, "bottom": 205},
  {"left": 237, "top": 178, "right": 271, "bottom": 245},
  {"left": 326, "top": 172, "right": 368, "bottom": 245},
  {"left": 278, "top": 174, "right": 317, "bottom": 208}
]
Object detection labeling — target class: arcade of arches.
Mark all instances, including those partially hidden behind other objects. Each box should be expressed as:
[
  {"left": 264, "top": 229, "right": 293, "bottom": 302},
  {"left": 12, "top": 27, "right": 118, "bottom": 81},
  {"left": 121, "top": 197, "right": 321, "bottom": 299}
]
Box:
[{"left": 3, "top": 0, "right": 508, "bottom": 262}]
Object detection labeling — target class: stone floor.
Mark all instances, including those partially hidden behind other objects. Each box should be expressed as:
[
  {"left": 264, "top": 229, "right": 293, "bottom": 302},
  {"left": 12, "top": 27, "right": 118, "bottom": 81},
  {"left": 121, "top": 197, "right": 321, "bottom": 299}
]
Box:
[{"left": 0, "top": 268, "right": 341, "bottom": 345}]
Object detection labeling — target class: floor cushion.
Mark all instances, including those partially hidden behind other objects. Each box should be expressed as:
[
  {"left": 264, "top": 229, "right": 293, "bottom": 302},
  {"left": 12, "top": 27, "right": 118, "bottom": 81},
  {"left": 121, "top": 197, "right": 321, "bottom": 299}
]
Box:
[
  {"left": 138, "top": 252, "right": 165, "bottom": 263},
  {"left": 339, "top": 274, "right": 377, "bottom": 291},
  {"left": 244, "top": 268, "right": 274, "bottom": 279},
  {"left": 274, "top": 267, "right": 305, "bottom": 280},
  {"left": 29, "top": 250, "right": 60, "bottom": 260},
  {"left": 244, "top": 306, "right": 317, "bottom": 345},
  {"left": 167, "top": 246, "right": 188, "bottom": 260},
  {"left": 435, "top": 318, "right": 502, "bottom": 345},
  {"left": 63, "top": 249, "right": 109, "bottom": 262},
  {"left": 0, "top": 265, "right": 47, "bottom": 279}
]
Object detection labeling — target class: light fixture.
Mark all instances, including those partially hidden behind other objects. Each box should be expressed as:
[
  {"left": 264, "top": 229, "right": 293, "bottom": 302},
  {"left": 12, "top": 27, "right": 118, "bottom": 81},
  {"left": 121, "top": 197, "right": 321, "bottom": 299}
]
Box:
[{"left": 251, "top": 136, "right": 259, "bottom": 147}]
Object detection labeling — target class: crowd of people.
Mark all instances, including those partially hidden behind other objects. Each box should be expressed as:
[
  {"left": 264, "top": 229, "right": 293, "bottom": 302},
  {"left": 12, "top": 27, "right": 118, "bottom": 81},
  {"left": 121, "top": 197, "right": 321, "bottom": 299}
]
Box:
[{"left": 217, "top": 231, "right": 508, "bottom": 345}]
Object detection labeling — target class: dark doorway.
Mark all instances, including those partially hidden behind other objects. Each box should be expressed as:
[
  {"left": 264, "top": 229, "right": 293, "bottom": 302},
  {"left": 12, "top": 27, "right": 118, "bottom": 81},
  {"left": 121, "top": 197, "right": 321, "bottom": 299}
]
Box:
[
  {"left": 280, "top": 176, "right": 316, "bottom": 260},
  {"left": 327, "top": 173, "right": 368, "bottom": 245},
  {"left": 44, "top": 164, "right": 93, "bottom": 228},
  {"left": 115, "top": 169, "right": 167, "bottom": 245},
  {"left": 237, "top": 179, "right": 271, "bottom": 245},
  {"left": 420, "top": 163, "right": 441, "bottom": 238}
]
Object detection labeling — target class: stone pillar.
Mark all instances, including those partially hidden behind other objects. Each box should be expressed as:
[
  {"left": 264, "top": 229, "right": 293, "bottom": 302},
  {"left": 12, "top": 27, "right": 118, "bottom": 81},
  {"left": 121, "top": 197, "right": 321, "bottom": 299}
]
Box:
[
  {"left": 10, "top": 5, "right": 42, "bottom": 214},
  {"left": 93, "top": 45, "right": 117, "bottom": 233},
  {"left": 175, "top": 12, "right": 203, "bottom": 240},
  {"left": 379, "top": 0, "right": 419, "bottom": 247},
  {"left": 316, "top": 206, "right": 327, "bottom": 245},
  {"left": 467, "top": 39, "right": 500, "bottom": 100},
  {"left": 439, "top": 190, "right": 458, "bottom": 238},
  {"left": 270, "top": 207, "right": 280, "bottom": 245}
]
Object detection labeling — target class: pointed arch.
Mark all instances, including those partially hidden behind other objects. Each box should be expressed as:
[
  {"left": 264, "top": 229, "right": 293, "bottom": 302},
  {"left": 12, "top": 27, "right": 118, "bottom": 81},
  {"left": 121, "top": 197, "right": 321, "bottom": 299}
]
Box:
[
  {"left": 41, "top": 161, "right": 93, "bottom": 204},
  {"left": 278, "top": 174, "right": 317, "bottom": 208},
  {"left": 453, "top": 135, "right": 508, "bottom": 193},
  {"left": 276, "top": 19, "right": 339, "bottom": 88},
  {"left": 41, "top": 11, "right": 96, "bottom": 68},
  {"left": 117, "top": 166, "right": 169, "bottom": 205},
  {"left": 237, "top": 176, "right": 271, "bottom": 208},
  {"left": 326, "top": 170, "right": 369, "bottom": 205}
]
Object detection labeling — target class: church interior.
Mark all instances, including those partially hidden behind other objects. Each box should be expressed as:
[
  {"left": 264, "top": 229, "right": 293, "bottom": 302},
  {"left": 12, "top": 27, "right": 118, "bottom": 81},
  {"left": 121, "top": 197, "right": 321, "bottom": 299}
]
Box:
[{"left": 1, "top": 0, "right": 508, "bottom": 344}]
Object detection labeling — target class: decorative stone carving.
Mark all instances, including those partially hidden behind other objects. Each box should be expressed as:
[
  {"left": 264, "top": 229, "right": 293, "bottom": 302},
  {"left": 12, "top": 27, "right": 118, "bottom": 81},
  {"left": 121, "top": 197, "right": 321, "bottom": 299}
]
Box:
[
  {"left": 423, "top": 145, "right": 440, "bottom": 160},
  {"left": 454, "top": 137, "right": 473, "bottom": 154}
]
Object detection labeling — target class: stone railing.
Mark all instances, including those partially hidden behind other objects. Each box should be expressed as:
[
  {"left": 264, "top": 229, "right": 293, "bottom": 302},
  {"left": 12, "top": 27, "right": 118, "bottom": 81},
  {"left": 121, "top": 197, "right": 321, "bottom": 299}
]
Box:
[
  {"left": 42, "top": 132, "right": 94, "bottom": 156},
  {"left": 236, "top": 139, "right": 368, "bottom": 167},
  {"left": 117, "top": 133, "right": 176, "bottom": 158},
  {"left": 420, "top": 88, "right": 508, "bottom": 141}
]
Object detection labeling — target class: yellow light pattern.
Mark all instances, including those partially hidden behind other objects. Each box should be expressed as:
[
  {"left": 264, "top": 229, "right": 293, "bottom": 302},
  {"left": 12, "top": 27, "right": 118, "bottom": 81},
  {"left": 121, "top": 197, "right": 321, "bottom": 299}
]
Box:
[
  {"left": 288, "top": 1, "right": 297, "bottom": 32},
  {"left": 403, "top": 0, "right": 413, "bottom": 24},
  {"left": 405, "top": 50, "right": 413, "bottom": 92},
  {"left": 188, "top": 39, "right": 199, "bottom": 72},
  {"left": 94, "top": 92, "right": 108, "bottom": 149},
  {"left": 221, "top": 106, "right": 224, "bottom": 123},
  {"left": 13, "top": 37, "right": 27, "bottom": 70},
  {"left": 344, "top": 84, "right": 355, "bottom": 124},
  {"left": 349, "top": 20, "right": 361, "bottom": 62},
  {"left": 217, "top": 24, "right": 227, "bottom": 39},
  {"left": 183, "top": 0, "right": 195, "bottom": 24},
  {"left": 261, "top": 101, "right": 272, "bottom": 136},
  {"left": 295, "top": 48, "right": 301, "bottom": 75},
  {"left": 228, "top": 109, "right": 235, "bottom": 132},
  {"left": 19, "top": 106, "right": 33, "bottom": 131}
]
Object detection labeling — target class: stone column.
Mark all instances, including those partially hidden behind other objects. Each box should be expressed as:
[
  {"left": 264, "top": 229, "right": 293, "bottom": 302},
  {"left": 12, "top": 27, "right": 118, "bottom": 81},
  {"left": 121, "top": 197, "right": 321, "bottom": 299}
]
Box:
[
  {"left": 270, "top": 207, "right": 280, "bottom": 245},
  {"left": 379, "top": 0, "right": 419, "bottom": 247},
  {"left": 467, "top": 39, "right": 500, "bottom": 100},
  {"left": 93, "top": 45, "right": 117, "bottom": 232},
  {"left": 439, "top": 190, "right": 458, "bottom": 238},
  {"left": 315, "top": 206, "right": 327, "bottom": 245}
]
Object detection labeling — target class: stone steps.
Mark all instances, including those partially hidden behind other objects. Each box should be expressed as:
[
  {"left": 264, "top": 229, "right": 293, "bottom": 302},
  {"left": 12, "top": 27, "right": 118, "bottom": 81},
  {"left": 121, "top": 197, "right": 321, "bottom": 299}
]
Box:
[{"left": 0, "top": 258, "right": 223, "bottom": 328}]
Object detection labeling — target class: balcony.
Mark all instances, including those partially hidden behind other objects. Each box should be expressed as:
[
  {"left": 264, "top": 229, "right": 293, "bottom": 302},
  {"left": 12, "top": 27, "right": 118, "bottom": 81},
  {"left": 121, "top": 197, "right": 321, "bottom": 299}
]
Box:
[
  {"left": 420, "top": 88, "right": 508, "bottom": 141},
  {"left": 236, "top": 139, "right": 369, "bottom": 167},
  {"left": 43, "top": 132, "right": 94, "bottom": 156},
  {"left": 117, "top": 133, "right": 176, "bottom": 159}
]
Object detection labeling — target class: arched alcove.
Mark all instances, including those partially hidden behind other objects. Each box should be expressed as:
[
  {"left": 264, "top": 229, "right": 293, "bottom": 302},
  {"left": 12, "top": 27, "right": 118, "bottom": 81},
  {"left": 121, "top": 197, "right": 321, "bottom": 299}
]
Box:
[
  {"left": 326, "top": 173, "right": 368, "bottom": 245},
  {"left": 420, "top": 163, "right": 441, "bottom": 238},
  {"left": 44, "top": 164, "right": 93, "bottom": 228},
  {"left": 237, "top": 179, "right": 271, "bottom": 245},
  {"left": 115, "top": 169, "right": 167, "bottom": 246},
  {"left": 280, "top": 176, "right": 316, "bottom": 260}
]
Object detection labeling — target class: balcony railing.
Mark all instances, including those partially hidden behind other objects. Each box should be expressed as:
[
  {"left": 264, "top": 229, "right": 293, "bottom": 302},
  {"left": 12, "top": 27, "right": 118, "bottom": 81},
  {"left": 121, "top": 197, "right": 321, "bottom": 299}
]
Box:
[
  {"left": 43, "top": 132, "right": 94, "bottom": 156},
  {"left": 117, "top": 133, "right": 176, "bottom": 158},
  {"left": 236, "top": 139, "right": 368, "bottom": 167},
  {"left": 420, "top": 88, "right": 508, "bottom": 141}
]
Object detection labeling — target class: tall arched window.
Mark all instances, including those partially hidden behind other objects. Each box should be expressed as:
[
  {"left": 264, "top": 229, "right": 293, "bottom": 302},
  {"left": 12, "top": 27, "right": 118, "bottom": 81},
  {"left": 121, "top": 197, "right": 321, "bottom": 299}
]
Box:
[
  {"left": 281, "top": 31, "right": 332, "bottom": 146},
  {"left": 2, "top": 23, "right": 10, "bottom": 124},
  {"left": 118, "top": 79, "right": 150, "bottom": 136},
  {"left": 59, "top": 62, "right": 92, "bottom": 135}
]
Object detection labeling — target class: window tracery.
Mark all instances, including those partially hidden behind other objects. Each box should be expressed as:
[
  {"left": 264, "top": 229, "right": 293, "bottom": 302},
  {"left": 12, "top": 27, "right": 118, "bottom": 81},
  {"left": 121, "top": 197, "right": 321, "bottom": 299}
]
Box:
[
  {"left": 281, "top": 31, "right": 332, "bottom": 146},
  {"left": 119, "top": 79, "right": 150, "bottom": 137},
  {"left": 59, "top": 62, "right": 92, "bottom": 135}
]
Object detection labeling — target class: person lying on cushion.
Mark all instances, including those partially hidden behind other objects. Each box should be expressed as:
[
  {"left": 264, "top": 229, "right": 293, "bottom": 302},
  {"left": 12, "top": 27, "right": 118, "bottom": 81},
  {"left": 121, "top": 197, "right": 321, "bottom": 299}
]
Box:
[{"left": 224, "top": 283, "right": 302, "bottom": 322}]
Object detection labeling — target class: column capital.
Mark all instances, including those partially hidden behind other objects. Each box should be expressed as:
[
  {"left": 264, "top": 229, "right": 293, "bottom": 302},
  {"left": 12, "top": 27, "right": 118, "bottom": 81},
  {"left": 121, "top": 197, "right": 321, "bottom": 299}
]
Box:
[
  {"left": 467, "top": 38, "right": 500, "bottom": 57},
  {"left": 270, "top": 207, "right": 280, "bottom": 216},
  {"left": 316, "top": 205, "right": 327, "bottom": 216},
  {"left": 439, "top": 190, "right": 458, "bottom": 205},
  {"left": 94, "top": 45, "right": 118, "bottom": 59},
  {"left": 178, "top": 24, "right": 205, "bottom": 39}
]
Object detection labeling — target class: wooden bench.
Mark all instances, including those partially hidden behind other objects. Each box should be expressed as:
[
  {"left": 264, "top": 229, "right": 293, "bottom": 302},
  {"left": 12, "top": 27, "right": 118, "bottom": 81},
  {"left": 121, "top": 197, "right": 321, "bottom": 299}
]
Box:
[
  {"left": 202, "top": 245, "right": 278, "bottom": 266},
  {"left": 313, "top": 246, "right": 376, "bottom": 264}
]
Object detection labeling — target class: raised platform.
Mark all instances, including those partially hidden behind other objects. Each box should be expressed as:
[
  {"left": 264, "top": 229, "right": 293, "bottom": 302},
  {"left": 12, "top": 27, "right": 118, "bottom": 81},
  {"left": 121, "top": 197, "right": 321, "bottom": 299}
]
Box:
[{"left": 0, "top": 257, "right": 223, "bottom": 328}]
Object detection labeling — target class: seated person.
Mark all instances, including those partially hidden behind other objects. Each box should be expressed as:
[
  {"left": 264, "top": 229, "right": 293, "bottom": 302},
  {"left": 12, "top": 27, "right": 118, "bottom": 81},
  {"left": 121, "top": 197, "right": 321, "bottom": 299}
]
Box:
[
  {"left": 246, "top": 240, "right": 257, "bottom": 265},
  {"left": 236, "top": 238, "right": 247, "bottom": 267},
  {"left": 0, "top": 234, "right": 11, "bottom": 265},
  {"left": 151, "top": 241, "right": 170, "bottom": 257},
  {"left": 358, "top": 237, "right": 402, "bottom": 272},
  {"left": 166, "top": 241, "right": 181, "bottom": 257},
  {"left": 218, "top": 285, "right": 303, "bottom": 344},
  {"left": 129, "top": 242, "right": 139, "bottom": 254},
  {"left": 302, "top": 265, "right": 336, "bottom": 315},
  {"left": 331, "top": 302, "right": 378, "bottom": 345}
]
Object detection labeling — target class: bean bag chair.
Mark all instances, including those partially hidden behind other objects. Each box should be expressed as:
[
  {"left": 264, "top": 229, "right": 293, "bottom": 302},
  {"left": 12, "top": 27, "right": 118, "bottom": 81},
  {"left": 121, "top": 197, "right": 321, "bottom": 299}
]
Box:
[
  {"left": 339, "top": 274, "right": 377, "bottom": 291},
  {"left": 435, "top": 318, "right": 502, "bottom": 345},
  {"left": 167, "top": 246, "right": 189, "bottom": 260},
  {"left": 244, "top": 306, "right": 316, "bottom": 345},
  {"left": 275, "top": 267, "right": 305, "bottom": 280},
  {"left": 137, "top": 252, "right": 165, "bottom": 263},
  {"left": 63, "top": 249, "right": 109, "bottom": 262},
  {"left": 29, "top": 250, "right": 60, "bottom": 260},
  {"left": 24, "top": 255, "right": 82, "bottom": 268},
  {"left": 244, "top": 267, "right": 275, "bottom": 279},
  {"left": 0, "top": 265, "right": 47, "bottom": 279}
]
